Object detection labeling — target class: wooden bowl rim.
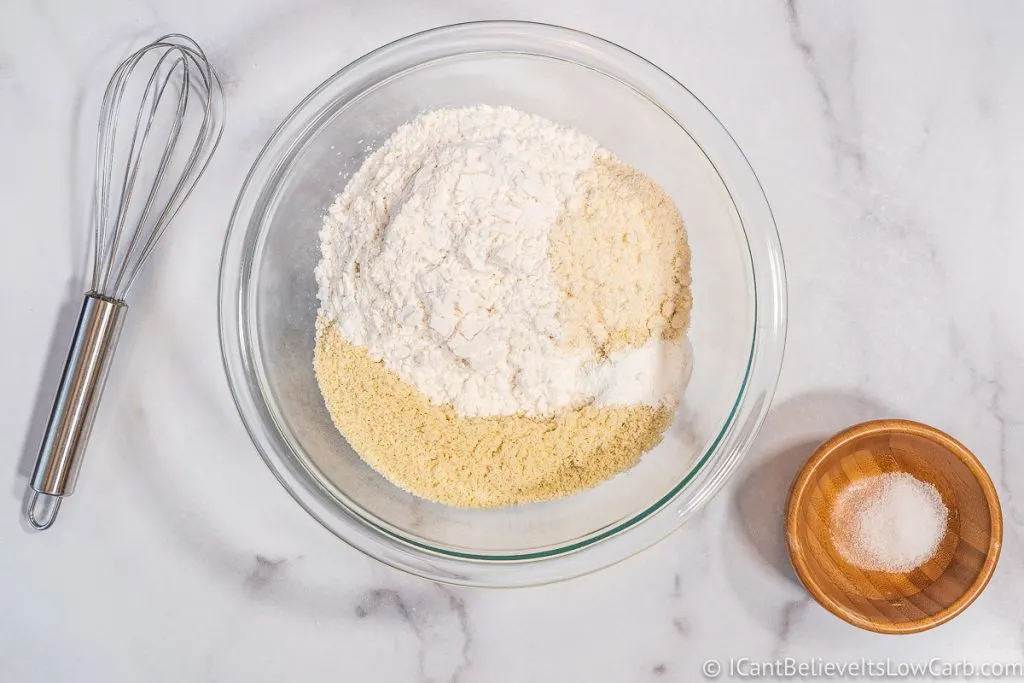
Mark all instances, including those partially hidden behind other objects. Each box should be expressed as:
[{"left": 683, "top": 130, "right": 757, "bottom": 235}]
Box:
[{"left": 785, "top": 418, "right": 1003, "bottom": 634}]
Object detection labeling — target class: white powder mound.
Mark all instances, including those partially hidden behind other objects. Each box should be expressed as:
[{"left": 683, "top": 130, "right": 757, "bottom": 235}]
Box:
[
  {"left": 315, "top": 105, "right": 688, "bottom": 418},
  {"left": 583, "top": 338, "right": 693, "bottom": 408},
  {"left": 831, "top": 472, "right": 948, "bottom": 573}
]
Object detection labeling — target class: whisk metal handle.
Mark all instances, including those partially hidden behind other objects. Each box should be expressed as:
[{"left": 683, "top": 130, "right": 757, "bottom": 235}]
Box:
[{"left": 27, "top": 293, "right": 127, "bottom": 530}]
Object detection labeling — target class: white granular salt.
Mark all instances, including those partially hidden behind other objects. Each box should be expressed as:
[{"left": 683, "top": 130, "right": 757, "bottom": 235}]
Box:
[
  {"left": 315, "top": 105, "right": 688, "bottom": 418},
  {"left": 831, "top": 472, "right": 948, "bottom": 573}
]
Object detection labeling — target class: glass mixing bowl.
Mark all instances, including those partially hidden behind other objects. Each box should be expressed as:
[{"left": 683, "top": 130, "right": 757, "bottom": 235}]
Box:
[{"left": 219, "top": 21, "right": 786, "bottom": 586}]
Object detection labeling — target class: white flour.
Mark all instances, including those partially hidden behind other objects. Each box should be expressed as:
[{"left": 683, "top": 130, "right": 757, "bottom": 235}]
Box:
[{"left": 316, "top": 105, "right": 688, "bottom": 418}]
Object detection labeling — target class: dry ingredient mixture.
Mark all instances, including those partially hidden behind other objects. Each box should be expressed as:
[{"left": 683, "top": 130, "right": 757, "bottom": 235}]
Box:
[
  {"left": 314, "top": 105, "right": 692, "bottom": 507},
  {"left": 830, "top": 472, "right": 949, "bottom": 572}
]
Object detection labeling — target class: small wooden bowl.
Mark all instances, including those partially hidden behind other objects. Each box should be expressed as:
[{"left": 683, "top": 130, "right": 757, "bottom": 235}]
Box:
[{"left": 786, "top": 419, "right": 1002, "bottom": 634}]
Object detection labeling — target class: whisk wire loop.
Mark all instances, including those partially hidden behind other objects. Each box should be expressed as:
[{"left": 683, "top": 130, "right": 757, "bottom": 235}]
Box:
[{"left": 91, "top": 33, "right": 223, "bottom": 300}]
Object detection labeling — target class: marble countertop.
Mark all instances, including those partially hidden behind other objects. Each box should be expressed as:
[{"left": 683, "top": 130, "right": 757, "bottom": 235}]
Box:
[{"left": 3, "top": 1, "right": 1023, "bottom": 680}]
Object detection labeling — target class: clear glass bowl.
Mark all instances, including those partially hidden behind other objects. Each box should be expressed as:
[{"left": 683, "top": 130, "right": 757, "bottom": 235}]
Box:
[{"left": 219, "top": 21, "right": 787, "bottom": 586}]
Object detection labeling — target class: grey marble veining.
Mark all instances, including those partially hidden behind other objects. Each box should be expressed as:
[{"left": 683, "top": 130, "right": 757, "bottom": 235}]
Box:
[{"left": 2, "top": 1, "right": 1023, "bottom": 681}]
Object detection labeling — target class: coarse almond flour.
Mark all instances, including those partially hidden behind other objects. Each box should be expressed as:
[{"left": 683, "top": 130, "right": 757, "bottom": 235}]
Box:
[{"left": 314, "top": 105, "right": 692, "bottom": 507}]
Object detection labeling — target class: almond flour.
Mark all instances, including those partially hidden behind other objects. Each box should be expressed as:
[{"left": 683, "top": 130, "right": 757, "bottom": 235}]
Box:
[{"left": 550, "top": 155, "right": 692, "bottom": 356}]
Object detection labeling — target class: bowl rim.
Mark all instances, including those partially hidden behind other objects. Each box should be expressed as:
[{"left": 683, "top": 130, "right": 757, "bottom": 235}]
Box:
[
  {"left": 785, "top": 418, "right": 1003, "bottom": 634},
  {"left": 219, "top": 20, "right": 788, "bottom": 586}
]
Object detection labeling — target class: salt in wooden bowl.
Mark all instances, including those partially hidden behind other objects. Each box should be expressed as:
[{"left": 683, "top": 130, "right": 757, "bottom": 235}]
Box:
[{"left": 786, "top": 419, "right": 1002, "bottom": 634}]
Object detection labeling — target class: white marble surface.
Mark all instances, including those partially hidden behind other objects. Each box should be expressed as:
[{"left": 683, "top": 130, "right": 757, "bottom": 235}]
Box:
[{"left": 3, "top": 1, "right": 1023, "bottom": 680}]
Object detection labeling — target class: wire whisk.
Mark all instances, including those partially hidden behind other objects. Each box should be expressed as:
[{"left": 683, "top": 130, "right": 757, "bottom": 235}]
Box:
[{"left": 26, "top": 34, "right": 225, "bottom": 530}]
